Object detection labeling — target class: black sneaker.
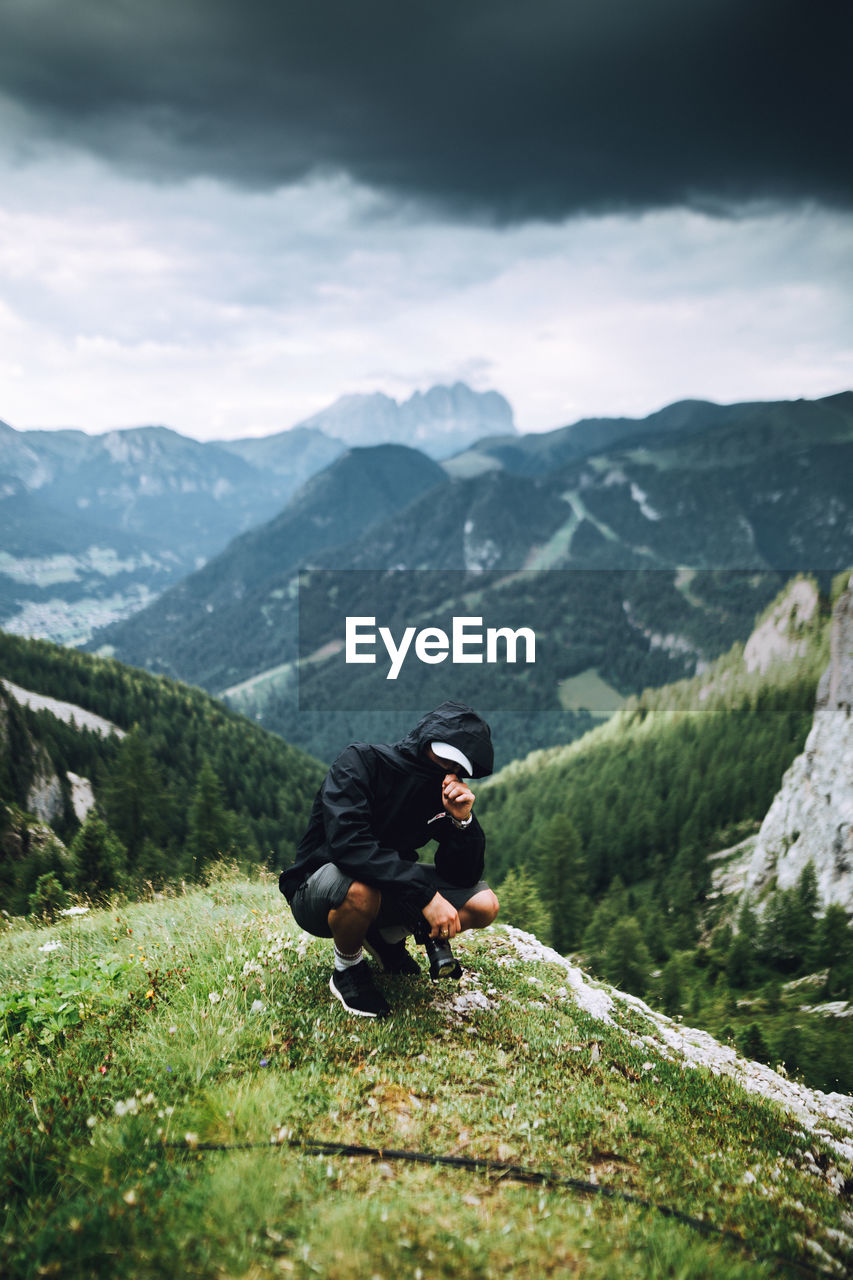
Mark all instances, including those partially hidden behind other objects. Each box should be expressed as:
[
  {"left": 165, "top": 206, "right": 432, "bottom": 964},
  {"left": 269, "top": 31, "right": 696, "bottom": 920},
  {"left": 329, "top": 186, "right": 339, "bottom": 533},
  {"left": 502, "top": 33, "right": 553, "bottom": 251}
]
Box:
[
  {"left": 364, "top": 925, "right": 421, "bottom": 975},
  {"left": 329, "top": 961, "right": 391, "bottom": 1018},
  {"left": 423, "top": 937, "right": 463, "bottom": 981}
]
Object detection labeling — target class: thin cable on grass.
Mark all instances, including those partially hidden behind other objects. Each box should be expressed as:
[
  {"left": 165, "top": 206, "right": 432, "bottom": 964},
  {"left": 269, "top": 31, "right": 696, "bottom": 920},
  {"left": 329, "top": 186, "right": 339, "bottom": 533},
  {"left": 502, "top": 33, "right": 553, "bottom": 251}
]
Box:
[{"left": 163, "top": 1136, "right": 840, "bottom": 1280}]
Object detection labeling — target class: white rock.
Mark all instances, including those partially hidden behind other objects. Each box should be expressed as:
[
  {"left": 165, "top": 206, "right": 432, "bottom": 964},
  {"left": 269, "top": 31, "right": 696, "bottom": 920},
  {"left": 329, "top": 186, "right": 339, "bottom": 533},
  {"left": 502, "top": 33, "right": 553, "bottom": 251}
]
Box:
[{"left": 745, "top": 577, "right": 853, "bottom": 910}]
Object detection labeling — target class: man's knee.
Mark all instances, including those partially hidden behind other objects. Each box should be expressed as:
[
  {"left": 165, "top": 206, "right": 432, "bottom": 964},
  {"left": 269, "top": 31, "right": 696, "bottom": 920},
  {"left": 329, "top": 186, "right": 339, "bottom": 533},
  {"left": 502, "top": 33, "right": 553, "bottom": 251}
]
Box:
[
  {"left": 464, "top": 888, "right": 499, "bottom": 928},
  {"left": 329, "top": 880, "right": 381, "bottom": 925}
]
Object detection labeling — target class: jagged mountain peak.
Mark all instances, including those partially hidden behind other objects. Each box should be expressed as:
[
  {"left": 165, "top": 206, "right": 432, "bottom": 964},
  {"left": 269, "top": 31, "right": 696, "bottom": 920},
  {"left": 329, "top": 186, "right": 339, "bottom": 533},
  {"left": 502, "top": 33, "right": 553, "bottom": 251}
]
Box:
[{"left": 290, "top": 381, "right": 516, "bottom": 459}]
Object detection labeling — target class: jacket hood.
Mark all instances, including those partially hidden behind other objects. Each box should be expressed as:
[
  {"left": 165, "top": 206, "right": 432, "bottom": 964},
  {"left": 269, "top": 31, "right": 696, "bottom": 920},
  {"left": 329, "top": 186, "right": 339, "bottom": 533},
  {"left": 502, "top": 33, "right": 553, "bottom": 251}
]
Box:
[{"left": 395, "top": 701, "right": 494, "bottom": 779}]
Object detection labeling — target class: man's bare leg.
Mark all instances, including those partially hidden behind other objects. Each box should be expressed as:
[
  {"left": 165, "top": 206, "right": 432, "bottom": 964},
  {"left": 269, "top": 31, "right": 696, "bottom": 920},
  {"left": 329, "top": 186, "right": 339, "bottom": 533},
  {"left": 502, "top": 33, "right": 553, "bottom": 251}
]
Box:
[
  {"left": 327, "top": 880, "right": 381, "bottom": 952},
  {"left": 457, "top": 888, "right": 499, "bottom": 933},
  {"left": 327, "top": 881, "right": 390, "bottom": 1018}
]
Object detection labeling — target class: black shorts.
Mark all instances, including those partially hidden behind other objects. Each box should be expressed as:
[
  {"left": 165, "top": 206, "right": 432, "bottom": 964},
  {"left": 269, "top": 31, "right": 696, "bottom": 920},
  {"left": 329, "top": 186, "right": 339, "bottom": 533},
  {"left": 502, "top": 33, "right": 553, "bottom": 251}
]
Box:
[{"left": 289, "top": 862, "right": 491, "bottom": 939}]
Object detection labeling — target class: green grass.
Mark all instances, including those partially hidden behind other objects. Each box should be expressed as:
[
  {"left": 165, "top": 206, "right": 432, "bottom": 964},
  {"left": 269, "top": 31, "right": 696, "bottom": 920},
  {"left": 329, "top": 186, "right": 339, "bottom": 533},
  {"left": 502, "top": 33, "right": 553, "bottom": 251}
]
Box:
[
  {"left": 1, "top": 868, "right": 850, "bottom": 1279},
  {"left": 557, "top": 667, "right": 626, "bottom": 717}
]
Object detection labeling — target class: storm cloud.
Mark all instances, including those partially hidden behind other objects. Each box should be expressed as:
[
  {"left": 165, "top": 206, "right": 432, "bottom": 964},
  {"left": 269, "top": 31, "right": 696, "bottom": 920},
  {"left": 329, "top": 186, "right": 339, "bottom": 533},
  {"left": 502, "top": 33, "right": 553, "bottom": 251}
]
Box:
[{"left": 1, "top": 0, "right": 850, "bottom": 219}]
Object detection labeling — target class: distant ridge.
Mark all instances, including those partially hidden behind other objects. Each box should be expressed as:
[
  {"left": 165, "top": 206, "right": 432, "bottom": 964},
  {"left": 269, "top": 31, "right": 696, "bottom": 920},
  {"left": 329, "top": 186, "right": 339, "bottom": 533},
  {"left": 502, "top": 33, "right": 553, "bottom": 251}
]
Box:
[{"left": 284, "top": 381, "right": 516, "bottom": 460}]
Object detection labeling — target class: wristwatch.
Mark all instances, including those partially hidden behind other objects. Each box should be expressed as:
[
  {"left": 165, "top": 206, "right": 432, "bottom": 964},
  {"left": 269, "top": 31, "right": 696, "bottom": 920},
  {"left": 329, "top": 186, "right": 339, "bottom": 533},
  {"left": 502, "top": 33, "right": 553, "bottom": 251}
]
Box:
[{"left": 450, "top": 813, "right": 473, "bottom": 829}]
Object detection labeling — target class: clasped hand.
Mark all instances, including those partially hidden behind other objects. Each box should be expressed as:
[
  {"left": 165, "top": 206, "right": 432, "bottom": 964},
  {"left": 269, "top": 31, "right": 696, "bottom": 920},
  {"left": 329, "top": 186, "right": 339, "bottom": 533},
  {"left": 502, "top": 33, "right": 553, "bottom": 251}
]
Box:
[{"left": 441, "top": 771, "right": 474, "bottom": 822}]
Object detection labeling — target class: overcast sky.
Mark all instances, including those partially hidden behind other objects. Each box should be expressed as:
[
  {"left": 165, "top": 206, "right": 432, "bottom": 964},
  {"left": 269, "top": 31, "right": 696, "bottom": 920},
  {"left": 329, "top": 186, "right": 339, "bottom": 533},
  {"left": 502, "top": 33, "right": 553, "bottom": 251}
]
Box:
[{"left": 0, "top": 0, "right": 851, "bottom": 438}]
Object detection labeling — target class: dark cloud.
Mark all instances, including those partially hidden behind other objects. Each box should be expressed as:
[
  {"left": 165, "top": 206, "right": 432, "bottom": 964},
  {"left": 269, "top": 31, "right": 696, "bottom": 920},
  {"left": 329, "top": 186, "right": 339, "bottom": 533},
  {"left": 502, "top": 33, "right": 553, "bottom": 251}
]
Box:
[{"left": 1, "top": 0, "right": 851, "bottom": 219}]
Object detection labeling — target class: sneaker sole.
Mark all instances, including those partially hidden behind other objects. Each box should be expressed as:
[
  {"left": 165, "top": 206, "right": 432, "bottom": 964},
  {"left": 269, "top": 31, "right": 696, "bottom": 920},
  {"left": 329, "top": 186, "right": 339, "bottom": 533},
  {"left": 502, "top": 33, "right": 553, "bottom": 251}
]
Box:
[{"left": 329, "top": 975, "right": 388, "bottom": 1018}]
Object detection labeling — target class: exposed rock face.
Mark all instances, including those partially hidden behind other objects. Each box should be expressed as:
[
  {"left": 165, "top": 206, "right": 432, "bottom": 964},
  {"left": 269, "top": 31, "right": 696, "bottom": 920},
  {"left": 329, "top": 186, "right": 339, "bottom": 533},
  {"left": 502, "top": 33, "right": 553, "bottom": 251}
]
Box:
[
  {"left": 26, "top": 761, "right": 64, "bottom": 825},
  {"left": 0, "top": 682, "right": 71, "bottom": 826},
  {"left": 745, "top": 577, "right": 853, "bottom": 909},
  {"left": 743, "top": 578, "right": 819, "bottom": 675},
  {"left": 67, "top": 771, "right": 96, "bottom": 823}
]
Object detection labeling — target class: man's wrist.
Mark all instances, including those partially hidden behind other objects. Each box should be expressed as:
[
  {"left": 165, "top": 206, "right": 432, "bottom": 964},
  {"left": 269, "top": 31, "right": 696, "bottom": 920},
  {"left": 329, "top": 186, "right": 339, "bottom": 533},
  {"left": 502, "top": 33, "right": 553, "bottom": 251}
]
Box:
[{"left": 450, "top": 813, "right": 473, "bottom": 829}]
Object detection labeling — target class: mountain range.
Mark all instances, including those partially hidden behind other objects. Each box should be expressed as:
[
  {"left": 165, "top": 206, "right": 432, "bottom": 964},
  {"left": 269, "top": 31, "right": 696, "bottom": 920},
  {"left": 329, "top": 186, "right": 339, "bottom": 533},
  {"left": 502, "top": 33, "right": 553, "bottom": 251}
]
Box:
[
  {"left": 0, "top": 383, "right": 514, "bottom": 643},
  {"left": 82, "top": 390, "right": 853, "bottom": 761}
]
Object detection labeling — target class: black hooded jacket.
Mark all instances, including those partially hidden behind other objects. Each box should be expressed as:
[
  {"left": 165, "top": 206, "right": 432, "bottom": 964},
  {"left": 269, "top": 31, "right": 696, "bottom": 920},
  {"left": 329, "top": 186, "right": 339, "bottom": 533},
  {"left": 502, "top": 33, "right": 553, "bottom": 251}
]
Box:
[{"left": 279, "top": 702, "right": 494, "bottom": 919}]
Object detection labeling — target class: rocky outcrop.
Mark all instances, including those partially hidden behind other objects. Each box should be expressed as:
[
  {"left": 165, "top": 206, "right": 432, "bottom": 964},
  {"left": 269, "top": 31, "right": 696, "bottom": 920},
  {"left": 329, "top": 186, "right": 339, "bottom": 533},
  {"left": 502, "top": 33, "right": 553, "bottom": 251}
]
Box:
[
  {"left": 0, "top": 802, "right": 69, "bottom": 870},
  {"left": 67, "top": 771, "right": 96, "bottom": 823},
  {"left": 26, "top": 760, "right": 65, "bottom": 825},
  {"left": 0, "top": 682, "right": 69, "bottom": 826},
  {"left": 743, "top": 578, "right": 819, "bottom": 675},
  {"left": 744, "top": 576, "right": 853, "bottom": 909}
]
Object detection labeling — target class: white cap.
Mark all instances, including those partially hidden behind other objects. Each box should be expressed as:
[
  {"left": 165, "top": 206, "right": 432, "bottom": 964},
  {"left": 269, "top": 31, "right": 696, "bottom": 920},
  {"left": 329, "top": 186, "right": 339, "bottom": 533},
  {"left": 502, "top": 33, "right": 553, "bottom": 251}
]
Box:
[{"left": 430, "top": 741, "right": 473, "bottom": 776}]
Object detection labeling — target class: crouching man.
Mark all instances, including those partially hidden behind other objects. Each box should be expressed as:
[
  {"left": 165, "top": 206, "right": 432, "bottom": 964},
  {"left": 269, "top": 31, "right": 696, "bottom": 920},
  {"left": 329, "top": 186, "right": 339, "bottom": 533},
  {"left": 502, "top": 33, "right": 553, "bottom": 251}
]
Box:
[{"left": 279, "top": 701, "right": 499, "bottom": 1019}]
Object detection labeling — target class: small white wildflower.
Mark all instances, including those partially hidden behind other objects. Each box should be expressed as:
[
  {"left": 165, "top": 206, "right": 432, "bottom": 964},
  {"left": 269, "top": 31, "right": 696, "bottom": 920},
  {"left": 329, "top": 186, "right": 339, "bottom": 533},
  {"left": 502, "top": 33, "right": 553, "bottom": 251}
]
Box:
[
  {"left": 168, "top": 1025, "right": 177, "bottom": 1035},
  {"left": 141, "top": 1093, "right": 155, "bottom": 1107},
  {"left": 208, "top": 991, "right": 221, "bottom": 1004},
  {"left": 86, "top": 1115, "right": 97, "bottom": 1129},
  {"left": 113, "top": 1100, "right": 127, "bottom": 1117},
  {"left": 60, "top": 905, "right": 90, "bottom": 917},
  {"left": 38, "top": 940, "right": 62, "bottom": 953},
  {"left": 250, "top": 999, "right": 265, "bottom": 1014},
  {"left": 184, "top": 1132, "right": 199, "bottom": 1149}
]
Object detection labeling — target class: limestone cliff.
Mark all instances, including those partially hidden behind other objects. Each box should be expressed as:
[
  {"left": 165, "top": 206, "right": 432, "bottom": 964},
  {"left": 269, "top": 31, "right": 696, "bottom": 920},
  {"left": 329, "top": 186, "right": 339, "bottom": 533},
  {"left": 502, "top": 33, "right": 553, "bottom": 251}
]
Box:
[
  {"left": 0, "top": 683, "right": 68, "bottom": 826},
  {"left": 744, "top": 575, "right": 853, "bottom": 909}
]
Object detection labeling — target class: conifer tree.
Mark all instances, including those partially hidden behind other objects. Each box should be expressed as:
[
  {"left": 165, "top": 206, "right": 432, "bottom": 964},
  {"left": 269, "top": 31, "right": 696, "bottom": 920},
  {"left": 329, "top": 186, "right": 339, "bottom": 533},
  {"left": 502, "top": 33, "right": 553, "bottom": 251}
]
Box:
[
  {"left": 186, "top": 758, "right": 232, "bottom": 876},
  {"left": 70, "top": 814, "right": 128, "bottom": 901},
  {"left": 536, "top": 814, "right": 588, "bottom": 953},
  {"left": 727, "top": 899, "right": 759, "bottom": 987},
  {"left": 660, "top": 952, "right": 684, "bottom": 1014},
  {"left": 816, "top": 903, "right": 853, "bottom": 998},
  {"left": 28, "top": 871, "right": 69, "bottom": 921},
  {"left": 495, "top": 866, "right": 551, "bottom": 942},
  {"left": 601, "top": 916, "right": 651, "bottom": 996},
  {"left": 101, "top": 727, "right": 165, "bottom": 868},
  {"left": 738, "top": 1021, "right": 770, "bottom": 1063},
  {"left": 792, "top": 861, "right": 819, "bottom": 969},
  {"left": 582, "top": 876, "right": 628, "bottom": 970}
]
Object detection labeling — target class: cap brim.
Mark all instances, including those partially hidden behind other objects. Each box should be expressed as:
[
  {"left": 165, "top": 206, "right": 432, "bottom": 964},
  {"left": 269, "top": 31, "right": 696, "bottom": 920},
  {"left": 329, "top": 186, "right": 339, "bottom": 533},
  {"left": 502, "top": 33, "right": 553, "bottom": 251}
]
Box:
[{"left": 430, "top": 741, "right": 473, "bottom": 776}]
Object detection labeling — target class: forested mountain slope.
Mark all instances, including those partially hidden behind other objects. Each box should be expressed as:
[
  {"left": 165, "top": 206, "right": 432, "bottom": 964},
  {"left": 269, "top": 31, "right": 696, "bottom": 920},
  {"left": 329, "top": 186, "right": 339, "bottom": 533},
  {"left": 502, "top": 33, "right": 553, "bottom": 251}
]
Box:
[
  {"left": 92, "top": 392, "right": 853, "bottom": 769},
  {"left": 0, "top": 631, "right": 324, "bottom": 915},
  {"left": 477, "top": 574, "right": 853, "bottom": 1092},
  {"left": 93, "top": 443, "right": 447, "bottom": 689}
]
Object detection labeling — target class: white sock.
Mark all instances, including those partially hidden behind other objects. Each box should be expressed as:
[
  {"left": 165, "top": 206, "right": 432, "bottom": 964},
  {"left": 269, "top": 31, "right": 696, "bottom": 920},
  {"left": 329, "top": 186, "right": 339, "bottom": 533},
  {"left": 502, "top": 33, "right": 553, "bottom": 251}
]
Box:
[{"left": 334, "top": 944, "right": 363, "bottom": 971}]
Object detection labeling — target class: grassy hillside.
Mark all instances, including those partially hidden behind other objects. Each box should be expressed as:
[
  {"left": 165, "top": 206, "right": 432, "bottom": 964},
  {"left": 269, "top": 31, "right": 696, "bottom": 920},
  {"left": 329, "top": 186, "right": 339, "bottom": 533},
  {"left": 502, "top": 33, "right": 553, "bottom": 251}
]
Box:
[{"left": 1, "top": 869, "right": 851, "bottom": 1279}]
